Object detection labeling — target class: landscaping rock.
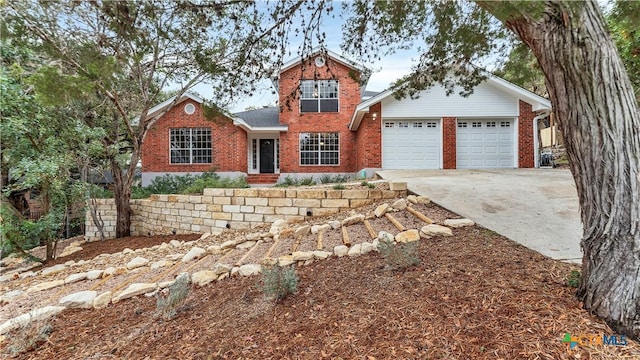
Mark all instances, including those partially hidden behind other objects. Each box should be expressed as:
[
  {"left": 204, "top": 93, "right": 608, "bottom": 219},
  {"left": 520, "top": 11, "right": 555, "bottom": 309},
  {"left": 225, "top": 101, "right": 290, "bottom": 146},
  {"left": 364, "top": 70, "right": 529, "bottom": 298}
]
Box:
[
  {"left": 328, "top": 220, "right": 341, "bottom": 230},
  {"left": 333, "top": 245, "right": 349, "bottom": 257},
  {"left": 18, "top": 271, "right": 36, "bottom": 279},
  {"left": 391, "top": 198, "right": 408, "bottom": 210},
  {"left": 127, "top": 257, "right": 150, "bottom": 270},
  {"left": 64, "top": 272, "right": 87, "bottom": 284},
  {"left": 420, "top": 224, "right": 453, "bottom": 237},
  {"left": 93, "top": 291, "right": 112, "bottom": 309},
  {"left": 311, "top": 224, "right": 331, "bottom": 234},
  {"left": 342, "top": 214, "right": 365, "bottom": 226},
  {"left": 27, "top": 279, "right": 65, "bottom": 293},
  {"left": 113, "top": 283, "right": 157, "bottom": 303},
  {"left": 395, "top": 229, "right": 421, "bottom": 243},
  {"left": 236, "top": 241, "right": 256, "bottom": 249},
  {"left": 278, "top": 255, "right": 296, "bottom": 267},
  {"left": 377, "top": 231, "right": 395, "bottom": 244},
  {"left": 238, "top": 264, "right": 261, "bottom": 276},
  {"left": 86, "top": 270, "right": 103, "bottom": 280},
  {"left": 207, "top": 245, "right": 223, "bottom": 254},
  {"left": 294, "top": 225, "right": 311, "bottom": 238},
  {"left": 103, "top": 267, "right": 117, "bottom": 276},
  {"left": 192, "top": 270, "right": 217, "bottom": 287},
  {"left": 41, "top": 264, "right": 66, "bottom": 277},
  {"left": 0, "top": 306, "right": 66, "bottom": 335},
  {"left": 292, "top": 251, "right": 314, "bottom": 261},
  {"left": 389, "top": 182, "right": 407, "bottom": 191},
  {"left": 415, "top": 195, "right": 431, "bottom": 204},
  {"left": 444, "top": 218, "right": 475, "bottom": 228},
  {"left": 407, "top": 195, "right": 418, "bottom": 204},
  {"left": 374, "top": 203, "right": 391, "bottom": 217},
  {"left": 347, "top": 243, "right": 363, "bottom": 256},
  {"left": 60, "top": 246, "right": 83, "bottom": 257},
  {"left": 212, "top": 263, "right": 233, "bottom": 276},
  {"left": 151, "top": 259, "right": 171, "bottom": 270},
  {"left": 59, "top": 291, "right": 97, "bottom": 309},
  {"left": 311, "top": 250, "right": 332, "bottom": 260},
  {"left": 360, "top": 242, "right": 377, "bottom": 254},
  {"left": 169, "top": 240, "right": 182, "bottom": 248},
  {"left": 122, "top": 248, "right": 134, "bottom": 254},
  {"left": 269, "top": 219, "right": 288, "bottom": 236},
  {"left": 182, "top": 247, "right": 206, "bottom": 262}
]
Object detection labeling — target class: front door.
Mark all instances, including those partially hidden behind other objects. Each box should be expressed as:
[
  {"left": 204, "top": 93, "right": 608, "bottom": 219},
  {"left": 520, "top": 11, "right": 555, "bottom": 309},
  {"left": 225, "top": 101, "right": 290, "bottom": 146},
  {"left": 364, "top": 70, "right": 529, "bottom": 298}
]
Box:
[{"left": 259, "top": 139, "right": 275, "bottom": 173}]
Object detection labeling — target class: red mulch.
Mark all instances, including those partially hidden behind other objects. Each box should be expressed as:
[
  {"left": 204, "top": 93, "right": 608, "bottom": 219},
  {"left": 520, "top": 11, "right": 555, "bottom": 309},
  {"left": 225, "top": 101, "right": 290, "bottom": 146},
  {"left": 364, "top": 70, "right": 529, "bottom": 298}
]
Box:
[{"left": 5, "top": 222, "right": 639, "bottom": 359}]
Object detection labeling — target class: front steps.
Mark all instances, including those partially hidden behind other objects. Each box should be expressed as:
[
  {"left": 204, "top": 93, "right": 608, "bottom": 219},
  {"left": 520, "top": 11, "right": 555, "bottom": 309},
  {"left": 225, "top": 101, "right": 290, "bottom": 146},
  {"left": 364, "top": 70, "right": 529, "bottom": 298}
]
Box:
[{"left": 246, "top": 174, "right": 280, "bottom": 185}]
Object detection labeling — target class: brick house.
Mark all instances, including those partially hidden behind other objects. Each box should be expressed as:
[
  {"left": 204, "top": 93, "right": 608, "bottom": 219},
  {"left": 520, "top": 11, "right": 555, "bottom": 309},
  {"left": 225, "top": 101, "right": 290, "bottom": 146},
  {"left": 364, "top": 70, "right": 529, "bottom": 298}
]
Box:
[{"left": 141, "top": 49, "right": 552, "bottom": 185}]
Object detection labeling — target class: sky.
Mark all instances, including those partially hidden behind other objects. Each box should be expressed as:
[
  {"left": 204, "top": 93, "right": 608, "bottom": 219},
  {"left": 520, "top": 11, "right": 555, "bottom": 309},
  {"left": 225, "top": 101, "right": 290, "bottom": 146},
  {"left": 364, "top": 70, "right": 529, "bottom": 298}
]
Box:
[{"left": 189, "top": 6, "right": 422, "bottom": 113}]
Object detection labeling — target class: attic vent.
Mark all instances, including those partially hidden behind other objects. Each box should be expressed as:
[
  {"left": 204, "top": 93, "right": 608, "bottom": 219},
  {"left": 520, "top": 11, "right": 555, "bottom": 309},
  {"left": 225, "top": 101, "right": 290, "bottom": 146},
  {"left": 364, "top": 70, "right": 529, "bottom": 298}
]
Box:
[{"left": 184, "top": 103, "right": 196, "bottom": 115}]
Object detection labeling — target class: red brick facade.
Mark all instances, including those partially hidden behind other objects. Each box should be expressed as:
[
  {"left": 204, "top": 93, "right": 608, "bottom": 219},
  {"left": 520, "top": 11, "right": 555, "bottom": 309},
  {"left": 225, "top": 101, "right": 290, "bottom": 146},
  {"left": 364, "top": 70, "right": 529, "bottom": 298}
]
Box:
[
  {"left": 518, "top": 101, "right": 536, "bottom": 168},
  {"left": 277, "top": 57, "right": 362, "bottom": 173},
  {"left": 355, "top": 102, "right": 382, "bottom": 170},
  {"left": 141, "top": 100, "right": 247, "bottom": 173},
  {"left": 442, "top": 117, "right": 458, "bottom": 169}
]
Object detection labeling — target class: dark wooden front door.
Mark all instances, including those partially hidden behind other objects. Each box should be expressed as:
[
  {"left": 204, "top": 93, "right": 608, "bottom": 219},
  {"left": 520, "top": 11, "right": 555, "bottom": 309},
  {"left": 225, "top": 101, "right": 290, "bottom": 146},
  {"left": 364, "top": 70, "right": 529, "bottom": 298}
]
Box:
[{"left": 259, "top": 139, "right": 275, "bottom": 173}]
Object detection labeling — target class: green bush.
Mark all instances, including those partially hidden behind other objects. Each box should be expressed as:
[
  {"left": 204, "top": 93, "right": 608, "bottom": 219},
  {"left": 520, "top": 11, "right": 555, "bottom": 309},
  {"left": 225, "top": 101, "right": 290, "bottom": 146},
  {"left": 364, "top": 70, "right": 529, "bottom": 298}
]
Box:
[
  {"left": 298, "top": 176, "right": 316, "bottom": 186},
  {"left": 378, "top": 237, "right": 421, "bottom": 270},
  {"left": 275, "top": 175, "right": 315, "bottom": 187},
  {"left": 156, "top": 273, "right": 191, "bottom": 320},
  {"left": 129, "top": 170, "right": 248, "bottom": 198},
  {"left": 333, "top": 184, "right": 346, "bottom": 190},
  {"left": 566, "top": 270, "right": 581, "bottom": 288},
  {"left": 261, "top": 265, "right": 299, "bottom": 302}
]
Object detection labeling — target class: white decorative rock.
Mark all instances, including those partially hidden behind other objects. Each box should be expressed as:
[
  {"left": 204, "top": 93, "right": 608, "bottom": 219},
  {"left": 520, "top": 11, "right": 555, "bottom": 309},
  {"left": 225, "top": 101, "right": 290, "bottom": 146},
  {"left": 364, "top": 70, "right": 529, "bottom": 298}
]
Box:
[
  {"left": 182, "top": 247, "right": 206, "bottom": 262},
  {"left": 328, "top": 220, "right": 341, "bottom": 230},
  {"left": 60, "top": 246, "right": 83, "bottom": 257},
  {"left": 294, "top": 225, "right": 311, "bottom": 238},
  {"left": 212, "top": 263, "right": 233, "bottom": 276},
  {"left": 18, "top": 271, "right": 36, "bottom": 279},
  {"left": 103, "top": 267, "right": 117, "bottom": 276},
  {"left": 122, "top": 248, "right": 134, "bottom": 254},
  {"left": 444, "top": 218, "right": 475, "bottom": 228},
  {"left": 347, "top": 243, "right": 363, "bottom": 256},
  {"left": 86, "top": 270, "right": 104, "bottom": 280},
  {"left": 0, "top": 306, "right": 66, "bottom": 335},
  {"left": 292, "top": 251, "right": 314, "bottom": 261},
  {"left": 311, "top": 224, "right": 331, "bottom": 234},
  {"left": 333, "top": 245, "right": 349, "bottom": 257},
  {"left": 64, "top": 273, "right": 87, "bottom": 284},
  {"left": 126, "top": 257, "right": 149, "bottom": 270},
  {"left": 342, "top": 214, "right": 365, "bottom": 226},
  {"left": 311, "top": 250, "right": 332, "bottom": 260},
  {"left": 278, "top": 255, "right": 296, "bottom": 267},
  {"left": 27, "top": 280, "right": 65, "bottom": 293},
  {"left": 407, "top": 195, "right": 418, "bottom": 204},
  {"left": 236, "top": 241, "right": 257, "bottom": 249},
  {"left": 113, "top": 283, "right": 157, "bottom": 303},
  {"left": 374, "top": 203, "right": 391, "bottom": 218},
  {"left": 192, "top": 270, "right": 217, "bottom": 287},
  {"left": 269, "top": 219, "right": 288, "bottom": 236},
  {"left": 59, "top": 291, "right": 97, "bottom": 309},
  {"left": 159, "top": 242, "right": 170, "bottom": 250},
  {"left": 421, "top": 224, "right": 453, "bottom": 237},
  {"left": 360, "top": 242, "right": 377, "bottom": 254},
  {"left": 151, "top": 259, "right": 171, "bottom": 270},
  {"left": 169, "top": 240, "right": 182, "bottom": 248},
  {"left": 389, "top": 182, "right": 407, "bottom": 191},
  {"left": 395, "top": 229, "right": 421, "bottom": 243},
  {"left": 377, "top": 231, "right": 395, "bottom": 244},
  {"left": 416, "top": 195, "right": 431, "bottom": 204},
  {"left": 238, "top": 264, "right": 261, "bottom": 276},
  {"left": 41, "top": 264, "right": 66, "bottom": 277},
  {"left": 391, "top": 198, "right": 408, "bottom": 210},
  {"left": 93, "top": 291, "right": 112, "bottom": 309},
  {"left": 207, "top": 245, "right": 223, "bottom": 254}
]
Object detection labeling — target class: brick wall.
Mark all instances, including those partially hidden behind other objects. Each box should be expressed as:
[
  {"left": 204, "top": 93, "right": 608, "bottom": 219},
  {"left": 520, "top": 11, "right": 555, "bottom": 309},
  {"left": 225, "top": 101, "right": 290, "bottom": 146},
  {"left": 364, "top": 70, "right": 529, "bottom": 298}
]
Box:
[
  {"left": 278, "top": 57, "right": 362, "bottom": 173},
  {"left": 518, "top": 101, "right": 535, "bottom": 168},
  {"left": 442, "top": 117, "right": 457, "bottom": 169},
  {"left": 85, "top": 184, "right": 407, "bottom": 240},
  {"left": 141, "top": 100, "right": 247, "bottom": 173},
  {"left": 355, "top": 102, "right": 382, "bottom": 170}
]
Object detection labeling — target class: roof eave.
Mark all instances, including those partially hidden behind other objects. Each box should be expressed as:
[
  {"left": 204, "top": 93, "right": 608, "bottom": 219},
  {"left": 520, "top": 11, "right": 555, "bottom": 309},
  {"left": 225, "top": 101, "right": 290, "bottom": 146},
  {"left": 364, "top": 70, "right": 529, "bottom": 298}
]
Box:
[{"left": 232, "top": 117, "right": 288, "bottom": 133}]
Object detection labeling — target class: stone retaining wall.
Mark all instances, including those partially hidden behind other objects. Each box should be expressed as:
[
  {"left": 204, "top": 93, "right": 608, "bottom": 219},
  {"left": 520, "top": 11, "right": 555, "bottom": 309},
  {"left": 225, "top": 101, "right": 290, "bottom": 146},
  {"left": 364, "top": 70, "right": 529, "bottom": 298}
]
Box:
[{"left": 85, "top": 183, "right": 407, "bottom": 241}]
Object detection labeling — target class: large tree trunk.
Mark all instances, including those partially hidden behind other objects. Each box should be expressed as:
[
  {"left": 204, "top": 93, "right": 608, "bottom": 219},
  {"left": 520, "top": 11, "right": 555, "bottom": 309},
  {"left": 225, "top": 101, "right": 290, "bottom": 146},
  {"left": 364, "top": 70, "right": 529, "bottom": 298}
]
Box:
[
  {"left": 110, "top": 158, "right": 132, "bottom": 238},
  {"left": 482, "top": 0, "right": 640, "bottom": 340}
]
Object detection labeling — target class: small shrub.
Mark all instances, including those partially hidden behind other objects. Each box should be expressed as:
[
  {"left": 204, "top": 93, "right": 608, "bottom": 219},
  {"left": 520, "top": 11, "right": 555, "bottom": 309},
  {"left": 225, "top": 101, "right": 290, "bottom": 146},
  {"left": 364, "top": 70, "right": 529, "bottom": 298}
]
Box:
[
  {"left": 299, "top": 176, "right": 316, "bottom": 186},
  {"left": 319, "top": 174, "right": 334, "bottom": 184},
  {"left": 156, "top": 273, "right": 191, "bottom": 319},
  {"left": 5, "top": 318, "right": 53, "bottom": 356},
  {"left": 378, "top": 238, "right": 421, "bottom": 270},
  {"left": 275, "top": 175, "right": 298, "bottom": 187},
  {"left": 261, "top": 265, "right": 299, "bottom": 301},
  {"left": 367, "top": 183, "right": 375, "bottom": 189},
  {"left": 566, "top": 270, "right": 581, "bottom": 288},
  {"left": 361, "top": 180, "right": 369, "bottom": 186},
  {"left": 333, "top": 184, "right": 346, "bottom": 190}
]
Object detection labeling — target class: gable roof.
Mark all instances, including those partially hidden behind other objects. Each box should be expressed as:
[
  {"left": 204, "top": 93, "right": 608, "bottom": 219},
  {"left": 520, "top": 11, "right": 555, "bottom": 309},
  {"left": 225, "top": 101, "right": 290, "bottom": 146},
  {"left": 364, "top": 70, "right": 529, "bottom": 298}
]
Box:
[
  {"left": 144, "top": 93, "right": 204, "bottom": 121},
  {"left": 279, "top": 47, "right": 369, "bottom": 76},
  {"left": 349, "top": 73, "right": 552, "bottom": 130}
]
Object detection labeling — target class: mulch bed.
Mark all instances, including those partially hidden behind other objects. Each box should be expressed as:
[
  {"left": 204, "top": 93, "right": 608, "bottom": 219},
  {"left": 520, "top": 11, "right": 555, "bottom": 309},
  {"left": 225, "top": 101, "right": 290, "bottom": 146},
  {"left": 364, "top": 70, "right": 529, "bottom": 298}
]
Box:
[{"left": 5, "top": 218, "right": 639, "bottom": 359}]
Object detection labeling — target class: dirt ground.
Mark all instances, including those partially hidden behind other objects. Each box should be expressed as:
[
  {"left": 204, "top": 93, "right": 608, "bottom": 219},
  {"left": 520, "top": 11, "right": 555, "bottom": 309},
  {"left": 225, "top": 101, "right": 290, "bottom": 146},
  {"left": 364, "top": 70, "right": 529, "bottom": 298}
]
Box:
[{"left": 3, "top": 202, "right": 639, "bottom": 359}]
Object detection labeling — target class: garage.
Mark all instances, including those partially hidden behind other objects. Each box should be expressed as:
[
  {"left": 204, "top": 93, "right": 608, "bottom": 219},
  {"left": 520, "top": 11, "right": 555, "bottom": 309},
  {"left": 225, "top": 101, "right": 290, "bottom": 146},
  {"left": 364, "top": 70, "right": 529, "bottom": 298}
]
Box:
[
  {"left": 456, "top": 119, "right": 515, "bottom": 168},
  {"left": 382, "top": 120, "right": 441, "bottom": 169}
]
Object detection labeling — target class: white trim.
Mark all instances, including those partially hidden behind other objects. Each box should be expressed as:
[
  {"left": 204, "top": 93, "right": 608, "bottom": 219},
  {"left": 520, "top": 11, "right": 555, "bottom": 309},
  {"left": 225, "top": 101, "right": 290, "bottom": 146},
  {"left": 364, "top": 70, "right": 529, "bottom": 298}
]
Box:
[
  {"left": 532, "top": 111, "right": 552, "bottom": 168},
  {"left": 146, "top": 93, "right": 204, "bottom": 121},
  {"left": 247, "top": 134, "right": 281, "bottom": 174},
  {"left": 513, "top": 117, "right": 519, "bottom": 168},
  {"left": 232, "top": 117, "right": 288, "bottom": 133},
  {"left": 280, "top": 48, "right": 368, "bottom": 75},
  {"left": 298, "top": 132, "right": 341, "bottom": 167}
]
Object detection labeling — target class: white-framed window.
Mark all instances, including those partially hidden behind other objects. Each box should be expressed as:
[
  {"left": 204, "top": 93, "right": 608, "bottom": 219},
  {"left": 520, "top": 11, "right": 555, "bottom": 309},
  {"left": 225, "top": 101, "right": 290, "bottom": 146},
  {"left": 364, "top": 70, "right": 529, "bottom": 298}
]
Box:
[
  {"left": 384, "top": 122, "right": 394, "bottom": 128},
  {"left": 299, "top": 132, "right": 339, "bottom": 165},
  {"left": 500, "top": 121, "right": 511, "bottom": 127},
  {"left": 426, "top": 122, "right": 437, "bottom": 128},
  {"left": 486, "top": 121, "right": 496, "bottom": 128},
  {"left": 413, "top": 122, "right": 423, "bottom": 128},
  {"left": 170, "top": 128, "right": 212, "bottom": 164},
  {"left": 458, "top": 122, "right": 468, "bottom": 128},
  {"left": 251, "top": 139, "right": 258, "bottom": 170},
  {"left": 300, "top": 80, "right": 339, "bottom": 112},
  {"left": 472, "top": 121, "right": 482, "bottom": 128},
  {"left": 398, "top": 122, "right": 409, "bottom": 128}
]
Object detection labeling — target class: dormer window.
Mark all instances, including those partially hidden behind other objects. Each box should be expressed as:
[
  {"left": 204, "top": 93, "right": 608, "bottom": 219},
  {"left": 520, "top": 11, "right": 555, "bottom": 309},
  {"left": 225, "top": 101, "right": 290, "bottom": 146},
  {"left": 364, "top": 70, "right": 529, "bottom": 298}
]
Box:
[{"left": 300, "top": 80, "right": 339, "bottom": 112}]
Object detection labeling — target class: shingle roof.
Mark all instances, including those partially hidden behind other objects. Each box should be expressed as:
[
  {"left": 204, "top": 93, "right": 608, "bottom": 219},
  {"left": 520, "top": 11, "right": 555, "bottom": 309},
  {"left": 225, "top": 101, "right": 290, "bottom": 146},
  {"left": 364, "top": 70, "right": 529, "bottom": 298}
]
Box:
[{"left": 233, "top": 107, "right": 281, "bottom": 128}]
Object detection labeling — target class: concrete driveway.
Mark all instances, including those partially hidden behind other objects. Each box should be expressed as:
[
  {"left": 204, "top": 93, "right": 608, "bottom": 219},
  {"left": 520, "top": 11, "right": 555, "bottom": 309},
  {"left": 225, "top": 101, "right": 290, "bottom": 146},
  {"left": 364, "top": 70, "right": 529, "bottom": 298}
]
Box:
[{"left": 377, "top": 169, "right": 583, "bottom": 263}]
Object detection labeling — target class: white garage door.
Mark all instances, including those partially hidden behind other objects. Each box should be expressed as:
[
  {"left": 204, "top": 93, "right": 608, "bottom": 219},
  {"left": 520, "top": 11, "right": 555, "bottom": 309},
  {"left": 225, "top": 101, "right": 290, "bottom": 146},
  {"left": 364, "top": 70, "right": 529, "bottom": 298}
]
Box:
[
  {"left": 382, "top": 120, "right": 440, "bottom": 169},
  {"left": 457, "top": 119, "right": 514, "bottom": 168}
]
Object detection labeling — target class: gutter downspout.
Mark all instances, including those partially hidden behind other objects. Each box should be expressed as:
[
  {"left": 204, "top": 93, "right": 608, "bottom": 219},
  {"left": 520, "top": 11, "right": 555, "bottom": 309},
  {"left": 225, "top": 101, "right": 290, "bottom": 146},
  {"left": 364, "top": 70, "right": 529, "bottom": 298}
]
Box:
[{"left": 533, "top": 111, "right": 552, "bottom": 168}]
